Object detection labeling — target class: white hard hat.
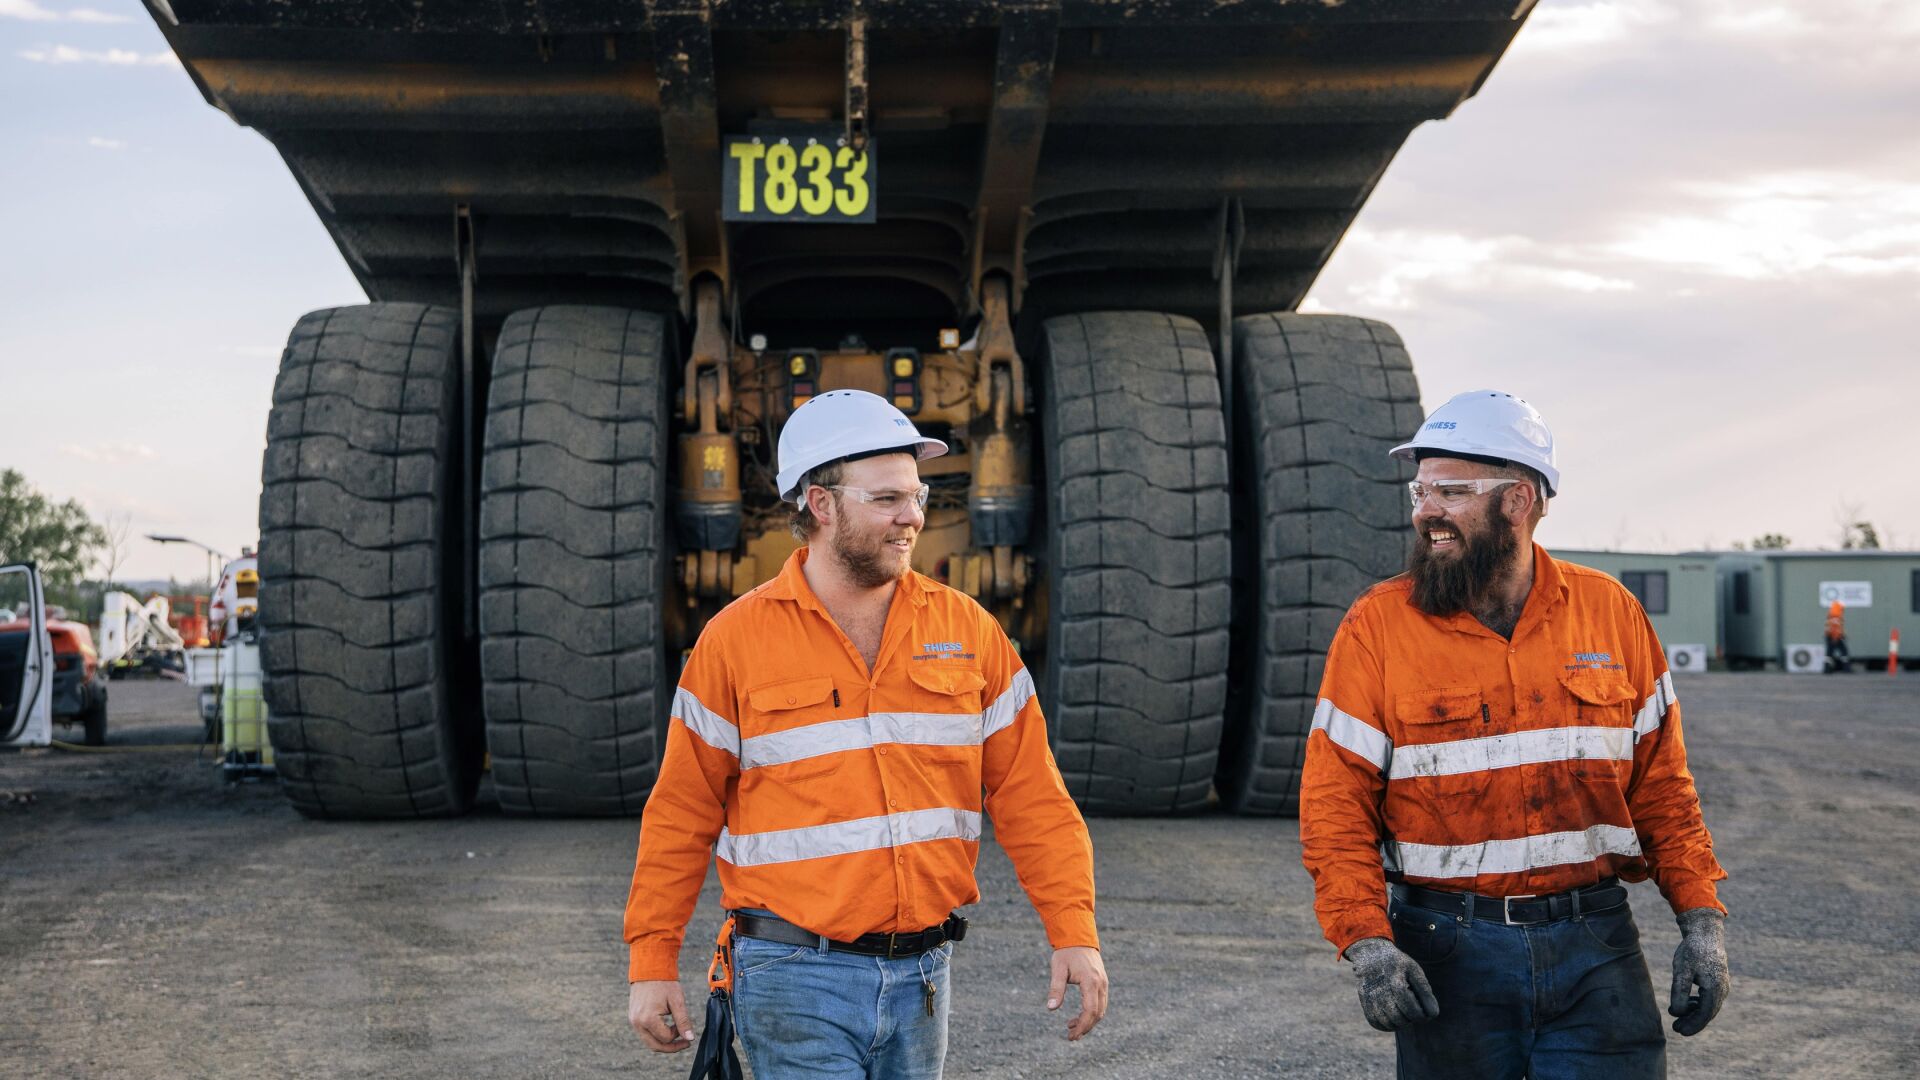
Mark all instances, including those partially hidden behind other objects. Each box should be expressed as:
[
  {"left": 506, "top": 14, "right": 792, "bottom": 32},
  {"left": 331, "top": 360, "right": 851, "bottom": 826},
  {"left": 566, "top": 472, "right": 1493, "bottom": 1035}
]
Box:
[
  {"left": 775, "top": 389, "right": 948, "bottom": 504},
  {"left": 1389, "top": 389, "right": 1560, "bottom": 497}
]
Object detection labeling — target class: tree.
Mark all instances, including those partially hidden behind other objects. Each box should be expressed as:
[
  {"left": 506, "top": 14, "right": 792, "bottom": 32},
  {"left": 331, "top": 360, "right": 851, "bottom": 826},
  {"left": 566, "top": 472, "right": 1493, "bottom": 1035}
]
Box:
[
  {"left": 1842, "top": 522, "right": 1881, "bottom": 550},
  {"left": 98, "top": 510, "right": 134, "bottom": 591},
  {"left": 0, "top": 469, "right": 107, "bottom": 586},
  {"left": 1747, "top": 533, "right": 1791, "bottom": 550}
]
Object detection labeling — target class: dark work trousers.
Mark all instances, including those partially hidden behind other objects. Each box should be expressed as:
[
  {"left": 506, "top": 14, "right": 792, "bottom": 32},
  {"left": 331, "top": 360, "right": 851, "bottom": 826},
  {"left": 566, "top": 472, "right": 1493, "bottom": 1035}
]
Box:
[
  {"left": 1389, "top": 891, "right": 1667, "bottom": 1080},
  {"left": 1827, "top": 636, "right": 1852, "bottom": 673}
]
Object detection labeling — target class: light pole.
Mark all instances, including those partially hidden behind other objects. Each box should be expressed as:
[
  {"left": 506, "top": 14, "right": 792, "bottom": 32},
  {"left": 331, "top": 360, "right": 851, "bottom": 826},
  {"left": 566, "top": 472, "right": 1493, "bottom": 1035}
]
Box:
[{"left": 146, "top": 535, "right": 230, "bottom": 594}]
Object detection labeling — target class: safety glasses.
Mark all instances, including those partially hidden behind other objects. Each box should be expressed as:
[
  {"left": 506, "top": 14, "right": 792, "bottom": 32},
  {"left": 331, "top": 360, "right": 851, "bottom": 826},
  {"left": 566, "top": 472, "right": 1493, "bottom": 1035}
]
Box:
[
  {"left": 1407, "top": 478, "right": 1521, "bottom": 510},
  {"left": 823, "top": 484, "right": 931, "bottom": 513}
]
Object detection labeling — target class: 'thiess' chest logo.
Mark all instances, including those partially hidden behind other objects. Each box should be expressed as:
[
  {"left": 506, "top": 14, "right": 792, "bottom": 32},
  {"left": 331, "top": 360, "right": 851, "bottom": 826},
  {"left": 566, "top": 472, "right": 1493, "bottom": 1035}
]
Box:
[
  {"left": 914, "top": 641, "right": 975, "bottom": 661},
  {"left": 1567, "top": 651, "right": 1622, "bottom": 670}
]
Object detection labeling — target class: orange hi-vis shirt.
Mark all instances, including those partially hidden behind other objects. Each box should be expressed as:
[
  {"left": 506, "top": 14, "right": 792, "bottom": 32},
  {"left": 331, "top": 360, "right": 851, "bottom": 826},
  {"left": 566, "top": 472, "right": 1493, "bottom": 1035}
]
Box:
[
  {"left": 1827, "top": 600, "right": 1845, "bottom": 641},
  {"left": 624, "top": 547, "right": 1098, "bottom": 982},
  {"left": 1300, "top": 544, "right": 1727, "bottom": 956}
]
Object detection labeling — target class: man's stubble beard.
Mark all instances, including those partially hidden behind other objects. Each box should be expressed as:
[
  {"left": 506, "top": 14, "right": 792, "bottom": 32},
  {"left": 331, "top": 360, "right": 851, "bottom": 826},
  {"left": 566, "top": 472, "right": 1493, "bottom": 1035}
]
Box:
[
  {"left": 828, "top": 510, "right": 913, "bottom": 590},
  {"left": 1407, "top": 495, "right": 1519, "bottom": 618}
]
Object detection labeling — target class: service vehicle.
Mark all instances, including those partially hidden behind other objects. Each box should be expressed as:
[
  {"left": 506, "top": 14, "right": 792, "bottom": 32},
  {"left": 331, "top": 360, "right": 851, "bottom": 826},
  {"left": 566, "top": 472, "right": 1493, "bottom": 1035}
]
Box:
[{"left": 144, "top": 0, "right": 1534, "bottom": 819}]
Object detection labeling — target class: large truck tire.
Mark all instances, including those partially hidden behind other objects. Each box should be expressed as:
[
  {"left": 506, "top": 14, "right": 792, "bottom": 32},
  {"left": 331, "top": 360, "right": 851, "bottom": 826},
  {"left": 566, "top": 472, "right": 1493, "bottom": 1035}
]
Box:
[
  {"left": 479, "top": 307, "right": 671, "bottom": 816},
  {"left": 258, "top": 303, "right": 481, "bottom": 819},
  {"left": 1037, "top": 312, "right": 1232, "bottom": 815},
  {"left": 1216, "top": 313, "right": 1420, "bottom": 816}
]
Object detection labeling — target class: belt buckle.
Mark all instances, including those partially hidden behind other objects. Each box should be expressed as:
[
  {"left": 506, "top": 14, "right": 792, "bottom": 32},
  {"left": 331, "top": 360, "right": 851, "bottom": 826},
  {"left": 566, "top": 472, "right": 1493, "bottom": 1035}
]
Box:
[
  {"left": 1501, "top": 894, "right": 1539, "bottom": 926},
  {"left": 886, "top": 931, "right": 904, "bottom": 959}
]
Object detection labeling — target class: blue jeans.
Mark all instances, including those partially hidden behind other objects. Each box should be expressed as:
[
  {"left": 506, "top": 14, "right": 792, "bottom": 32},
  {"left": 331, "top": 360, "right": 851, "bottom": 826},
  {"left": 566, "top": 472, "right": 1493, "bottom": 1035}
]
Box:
[
  {"left": 1390, "top": 891, "right": 1667, "bottom": 1080},
  {"left": 730, "top": 924, "right": 952, "bottom": 1079}
]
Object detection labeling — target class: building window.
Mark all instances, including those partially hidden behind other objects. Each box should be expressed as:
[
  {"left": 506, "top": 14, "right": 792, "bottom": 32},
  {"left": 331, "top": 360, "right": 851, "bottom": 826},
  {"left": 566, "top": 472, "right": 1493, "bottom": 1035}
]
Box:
[
  {"left": 1622, "top": 570, "right": 1669, "bottom": 615},
  {"left": 1911, "top": 569, "right": 1919, "bottom": 614},
  {"left": 1733, "top": 570, "right": 1751, "bottom": 616}
]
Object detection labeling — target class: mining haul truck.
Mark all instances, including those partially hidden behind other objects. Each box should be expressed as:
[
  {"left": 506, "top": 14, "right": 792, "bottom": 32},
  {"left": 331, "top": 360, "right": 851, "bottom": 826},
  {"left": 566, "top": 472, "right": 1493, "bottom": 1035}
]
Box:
[{"left": 145, "top": 0, "right": 1532, "bottom": 820}]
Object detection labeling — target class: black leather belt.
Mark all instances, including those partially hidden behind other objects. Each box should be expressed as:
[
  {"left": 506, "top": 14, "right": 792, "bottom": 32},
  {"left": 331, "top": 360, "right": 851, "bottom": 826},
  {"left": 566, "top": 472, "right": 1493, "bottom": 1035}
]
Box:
[
  {"left": 732, "top": 911, "right": 968, "bottom": 959},
  {"left": 1391, "top": 878, "right": 1628, "bottom": 926}
]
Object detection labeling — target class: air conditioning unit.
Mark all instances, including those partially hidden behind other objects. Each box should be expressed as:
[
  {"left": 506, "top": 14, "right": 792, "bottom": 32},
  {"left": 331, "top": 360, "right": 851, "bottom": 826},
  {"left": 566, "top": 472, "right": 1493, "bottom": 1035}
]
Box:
[
  {"left": 1666, "top": 644, "right": 1708, "bottom": 674},
  {"left": 1783, "top": 643, "right": 1825, "bottom": 674}
]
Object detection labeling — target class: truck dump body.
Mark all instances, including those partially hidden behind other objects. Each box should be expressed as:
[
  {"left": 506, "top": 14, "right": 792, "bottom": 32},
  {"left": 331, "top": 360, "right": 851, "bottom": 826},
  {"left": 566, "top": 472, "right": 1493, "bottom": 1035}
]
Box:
[{"left": 150, "top": 0, "right": 1528, "bottom": 341}]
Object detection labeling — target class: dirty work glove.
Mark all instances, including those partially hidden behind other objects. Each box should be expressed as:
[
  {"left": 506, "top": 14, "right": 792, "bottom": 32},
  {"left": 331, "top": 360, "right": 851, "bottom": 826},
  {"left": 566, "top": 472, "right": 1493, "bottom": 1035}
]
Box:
[
  {"left": 1346, "top": 937, "right": 1440, "bottom": 1032},
  {"left": 1669, "top": 908, "right": 1730, "bottom": 1036}
]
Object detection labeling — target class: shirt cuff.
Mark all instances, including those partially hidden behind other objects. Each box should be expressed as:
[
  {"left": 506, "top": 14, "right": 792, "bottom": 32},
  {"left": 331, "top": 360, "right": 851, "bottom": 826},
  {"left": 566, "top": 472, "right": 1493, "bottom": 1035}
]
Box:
[
  {"left": 1331, "top": 910, "right": 1393, "bottom": 959},
  {"left": 1662, "top": 877, "right": 1727, "bottom": 917},
  {"left": 1040, "top": 908, "right": 1100, "bottom": 952},
  {"left": 628, "top": 939, "right": 683, "bottom": 983}
]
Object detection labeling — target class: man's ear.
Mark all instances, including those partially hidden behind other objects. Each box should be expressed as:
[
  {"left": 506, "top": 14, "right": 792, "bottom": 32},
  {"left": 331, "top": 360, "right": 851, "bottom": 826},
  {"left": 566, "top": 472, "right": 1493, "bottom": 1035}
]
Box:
[{"left": 808, "top": 485, "right": 835, "bottom": 528}]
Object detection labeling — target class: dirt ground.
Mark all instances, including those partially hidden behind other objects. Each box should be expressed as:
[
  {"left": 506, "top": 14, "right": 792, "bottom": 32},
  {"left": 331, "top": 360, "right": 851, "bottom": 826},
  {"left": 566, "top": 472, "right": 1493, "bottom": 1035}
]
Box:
[{"left": 2, "top": 672, "right": 1916, "bottom": 1078}]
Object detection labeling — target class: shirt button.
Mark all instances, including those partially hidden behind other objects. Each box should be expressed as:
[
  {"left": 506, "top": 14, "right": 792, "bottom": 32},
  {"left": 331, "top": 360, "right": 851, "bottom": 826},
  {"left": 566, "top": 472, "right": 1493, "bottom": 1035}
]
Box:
[
  {"left": 879, "top": 747, "right": 888, "bottom": 756},
  {"left": 889, "top": 799, "right": 898, "bottom": 808},
  {"left": 786, "top": 695, "right": 797, "bottom": 705},
  {"left": 897, "top": 856, "right": 905, "bottom": 865}
]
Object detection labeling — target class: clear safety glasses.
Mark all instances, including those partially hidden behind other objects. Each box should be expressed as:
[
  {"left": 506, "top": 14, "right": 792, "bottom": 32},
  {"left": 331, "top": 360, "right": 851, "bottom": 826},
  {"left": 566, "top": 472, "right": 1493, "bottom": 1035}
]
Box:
[
  {"left": 824, "top": 484, "right": 931, "bottom": 513},
  {"left": 1407, "top": 478, "right": 1521, "bottom": 510}
]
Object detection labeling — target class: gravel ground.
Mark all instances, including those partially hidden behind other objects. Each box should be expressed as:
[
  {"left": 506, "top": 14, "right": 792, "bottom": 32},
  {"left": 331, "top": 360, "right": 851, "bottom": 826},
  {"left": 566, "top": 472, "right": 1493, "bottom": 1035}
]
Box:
[{"left": 1, "top": 672, "right": 1916, "bottom": 1078}]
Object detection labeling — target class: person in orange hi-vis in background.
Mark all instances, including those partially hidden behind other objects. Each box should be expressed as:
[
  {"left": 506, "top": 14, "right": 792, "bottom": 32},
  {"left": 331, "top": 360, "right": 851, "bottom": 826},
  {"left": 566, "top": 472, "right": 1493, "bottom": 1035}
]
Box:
[
  {"left": 1825, "top": 598, "right": 1852, "bottom": 673},
  {"left": 1300, "top": 390, "right": 1730, "bottom": 1079},
  {"left": 624, "top": 389, "right": 1107, "bottom": 1078}
]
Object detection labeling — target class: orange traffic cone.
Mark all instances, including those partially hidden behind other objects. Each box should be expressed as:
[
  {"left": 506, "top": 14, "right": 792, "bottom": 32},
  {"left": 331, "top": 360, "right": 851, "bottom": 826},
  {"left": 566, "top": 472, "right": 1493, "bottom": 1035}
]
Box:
[{"left": 1889, "top": 628, "right": 1901, "bottom": 676}]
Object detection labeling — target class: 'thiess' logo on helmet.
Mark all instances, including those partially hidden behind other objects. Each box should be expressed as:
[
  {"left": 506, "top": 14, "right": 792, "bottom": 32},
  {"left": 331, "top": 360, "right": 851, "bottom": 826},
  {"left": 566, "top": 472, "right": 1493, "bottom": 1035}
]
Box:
[{"left": 1424, "top": 420, "right": 1457, "bottom": 430}]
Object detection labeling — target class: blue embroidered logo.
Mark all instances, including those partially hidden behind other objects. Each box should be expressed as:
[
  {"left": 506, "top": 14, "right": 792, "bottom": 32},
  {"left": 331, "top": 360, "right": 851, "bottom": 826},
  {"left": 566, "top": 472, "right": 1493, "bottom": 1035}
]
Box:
[
  {"left": 1567, "top": 651, "right": 1621, "bottom": 670},
  {"left": 913, "top": 641, "right": 975, "bottom": 661}
]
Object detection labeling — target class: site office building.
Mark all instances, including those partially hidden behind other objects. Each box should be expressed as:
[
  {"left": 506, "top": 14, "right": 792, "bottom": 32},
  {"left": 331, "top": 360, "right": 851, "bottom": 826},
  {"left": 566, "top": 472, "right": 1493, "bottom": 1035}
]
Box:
[{"left": 1717, "top": 550, "right": 1920, "bottom": 671}]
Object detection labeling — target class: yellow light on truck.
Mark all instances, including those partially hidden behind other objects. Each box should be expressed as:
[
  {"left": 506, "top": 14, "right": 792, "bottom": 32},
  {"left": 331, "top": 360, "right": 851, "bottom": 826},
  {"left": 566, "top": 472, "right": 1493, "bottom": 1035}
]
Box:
[
  {"left": 789, "top": 355, "right": 808, "bottom": 376},
  {"left": 892, "top": 356, "right": 915, "bottom": 378}
]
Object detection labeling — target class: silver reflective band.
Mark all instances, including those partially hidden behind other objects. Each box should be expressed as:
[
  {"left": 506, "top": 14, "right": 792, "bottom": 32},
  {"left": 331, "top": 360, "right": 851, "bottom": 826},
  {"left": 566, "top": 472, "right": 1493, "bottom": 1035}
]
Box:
[
  {"left": 1312, "top": 698, "right": 1393, "bottom": 773},
  {"left": 742, "top": 712, "right": 983, "bottom": 770},
  {"left": 982, "top": 668, "right": 1035, "bottom": 740},
  {"left": 715, "top": 807, "right": 983, "bottom": 867},
  {"left": 1389, "top": 726, "right": 1632, "bottom": 781},
  {"left": 1633, "top": 672, "right": 1677, "bottom": 743},
  {"left": 675, "top": 687, "right": 741, "bottom": 755},
  {"left": 1392, "top": 824, "right": 1642, "bottom": 879}
]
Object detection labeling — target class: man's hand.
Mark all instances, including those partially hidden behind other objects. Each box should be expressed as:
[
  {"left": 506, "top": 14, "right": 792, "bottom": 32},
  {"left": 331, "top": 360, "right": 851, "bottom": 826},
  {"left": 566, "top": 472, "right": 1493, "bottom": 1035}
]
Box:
[
  {"left": 1669, "top": 908, "right": 1730, "bottom": 1036},
  {"left": 1047, "top": 946, "right": 1108, "bottom": 1041},
  {"left": 1346, "top": 937, "right": 1440, "bottom": 1032},
  {"left": 628, "top": 980, "right": 695, "bottom": 1053}
]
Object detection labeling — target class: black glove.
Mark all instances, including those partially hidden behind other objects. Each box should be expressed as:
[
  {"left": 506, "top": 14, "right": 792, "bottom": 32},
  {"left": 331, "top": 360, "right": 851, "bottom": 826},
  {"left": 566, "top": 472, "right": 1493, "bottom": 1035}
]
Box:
[
  {"left": 1346, "top": 937, "right": 1440, "bottom": 1031},
  {"left": 1669, "top": 908, "right": 1731, "bottom": 1036}
]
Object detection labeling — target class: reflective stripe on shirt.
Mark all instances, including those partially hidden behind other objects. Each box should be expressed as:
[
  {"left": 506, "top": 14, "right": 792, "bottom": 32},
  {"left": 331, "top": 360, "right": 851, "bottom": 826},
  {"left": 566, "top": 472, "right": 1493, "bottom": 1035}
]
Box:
[
  {"left": 741, "top": 712, "right": 984, "bottom": 770},
  {"left": 675, "top": 687, "right": 740, "bottom": 755},
  {"left": 1388, "top": 726, "right": 1633, "bottom": 780},
  {"left": 1392, "top": 823, "right": 1643, "bottom": 879},
  {"left": 1313, "top": 697, "right": 1392, "bottom": 773},
  {"left": 715, "top": 807, "right": 984, "bottom": 867}
]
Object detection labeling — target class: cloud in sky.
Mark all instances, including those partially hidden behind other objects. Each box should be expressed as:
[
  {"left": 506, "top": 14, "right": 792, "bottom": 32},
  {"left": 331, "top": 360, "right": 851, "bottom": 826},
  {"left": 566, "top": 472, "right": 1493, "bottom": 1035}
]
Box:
[
  {"left": 1, "top": 1, "right": 128, "bottom": 22},
  {"left": 86, "top": 134, "right": 123, "bottom": 149},
  {"left": 59, "top": 442, "right": 158, "bottom": 465},
  {"left": 18, "top": 44, "right": 177, "bottom": 65}
]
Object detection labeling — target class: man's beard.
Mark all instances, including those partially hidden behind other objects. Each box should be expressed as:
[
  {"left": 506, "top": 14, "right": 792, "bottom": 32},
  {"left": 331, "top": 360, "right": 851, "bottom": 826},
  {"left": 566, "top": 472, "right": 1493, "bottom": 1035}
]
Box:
[
  {"left": 829, "top": 515, "right": 913, "bottom": 589},
  {"left": 1407, "top": 497, "right": 1519, "bottom": 617}
]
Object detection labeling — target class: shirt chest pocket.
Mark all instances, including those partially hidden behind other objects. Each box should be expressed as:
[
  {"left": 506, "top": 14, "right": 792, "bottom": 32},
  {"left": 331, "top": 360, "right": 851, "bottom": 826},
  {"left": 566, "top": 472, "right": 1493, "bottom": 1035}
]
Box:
[
  {"left": 903, "top": 665, "right": 988, "bottom": 765},
  {"left": 743, "top": 675, "right": 841, "bottom": 779},
  {"left": 1392, "top": 686, "right": 1492, "bottom": 801},
  {"left": 1559, "top": 671, "right": 1637, "bottom": 786}
]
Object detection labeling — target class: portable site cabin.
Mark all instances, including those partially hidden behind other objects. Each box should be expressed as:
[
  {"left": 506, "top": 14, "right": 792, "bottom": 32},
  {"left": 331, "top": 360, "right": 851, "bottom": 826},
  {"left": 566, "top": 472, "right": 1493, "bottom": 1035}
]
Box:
[
  {"left": 1550, "top": 550, "right": 1719, "bottom": 673},
  {"left": 1717, "top": 551, "right": 1920, "bottom": 671}
]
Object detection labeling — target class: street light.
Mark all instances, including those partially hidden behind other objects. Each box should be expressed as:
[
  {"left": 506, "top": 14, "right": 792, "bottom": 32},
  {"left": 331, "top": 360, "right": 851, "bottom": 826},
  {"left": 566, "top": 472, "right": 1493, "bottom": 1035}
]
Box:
[{"left": 146, "top": 535, "right": 231, "bottom": 593}]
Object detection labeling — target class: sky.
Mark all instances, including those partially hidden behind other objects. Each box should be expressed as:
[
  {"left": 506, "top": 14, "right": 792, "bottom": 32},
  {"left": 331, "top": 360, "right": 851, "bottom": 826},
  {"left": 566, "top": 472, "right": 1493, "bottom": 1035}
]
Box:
[{"left": 0, "top": 0, "right": 1917, "bottom": 583}]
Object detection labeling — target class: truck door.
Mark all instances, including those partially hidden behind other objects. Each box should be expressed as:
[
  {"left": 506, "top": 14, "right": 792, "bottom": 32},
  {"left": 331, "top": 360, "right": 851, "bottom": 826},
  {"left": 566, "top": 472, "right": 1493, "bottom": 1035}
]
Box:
[{"left": 0, "top": 562, "right": 53, "bottom": 747}]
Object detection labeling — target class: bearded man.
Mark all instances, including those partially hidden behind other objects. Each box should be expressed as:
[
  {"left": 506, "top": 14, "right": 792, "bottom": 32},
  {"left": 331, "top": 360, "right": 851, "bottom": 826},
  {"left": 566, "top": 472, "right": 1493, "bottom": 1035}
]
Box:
[
  {"left": 1299, "top": 390, "right": 1731, "bottom": 1079},
  {"left": 624, "top": 389, "right": 1108, "bottom": 1078}
]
